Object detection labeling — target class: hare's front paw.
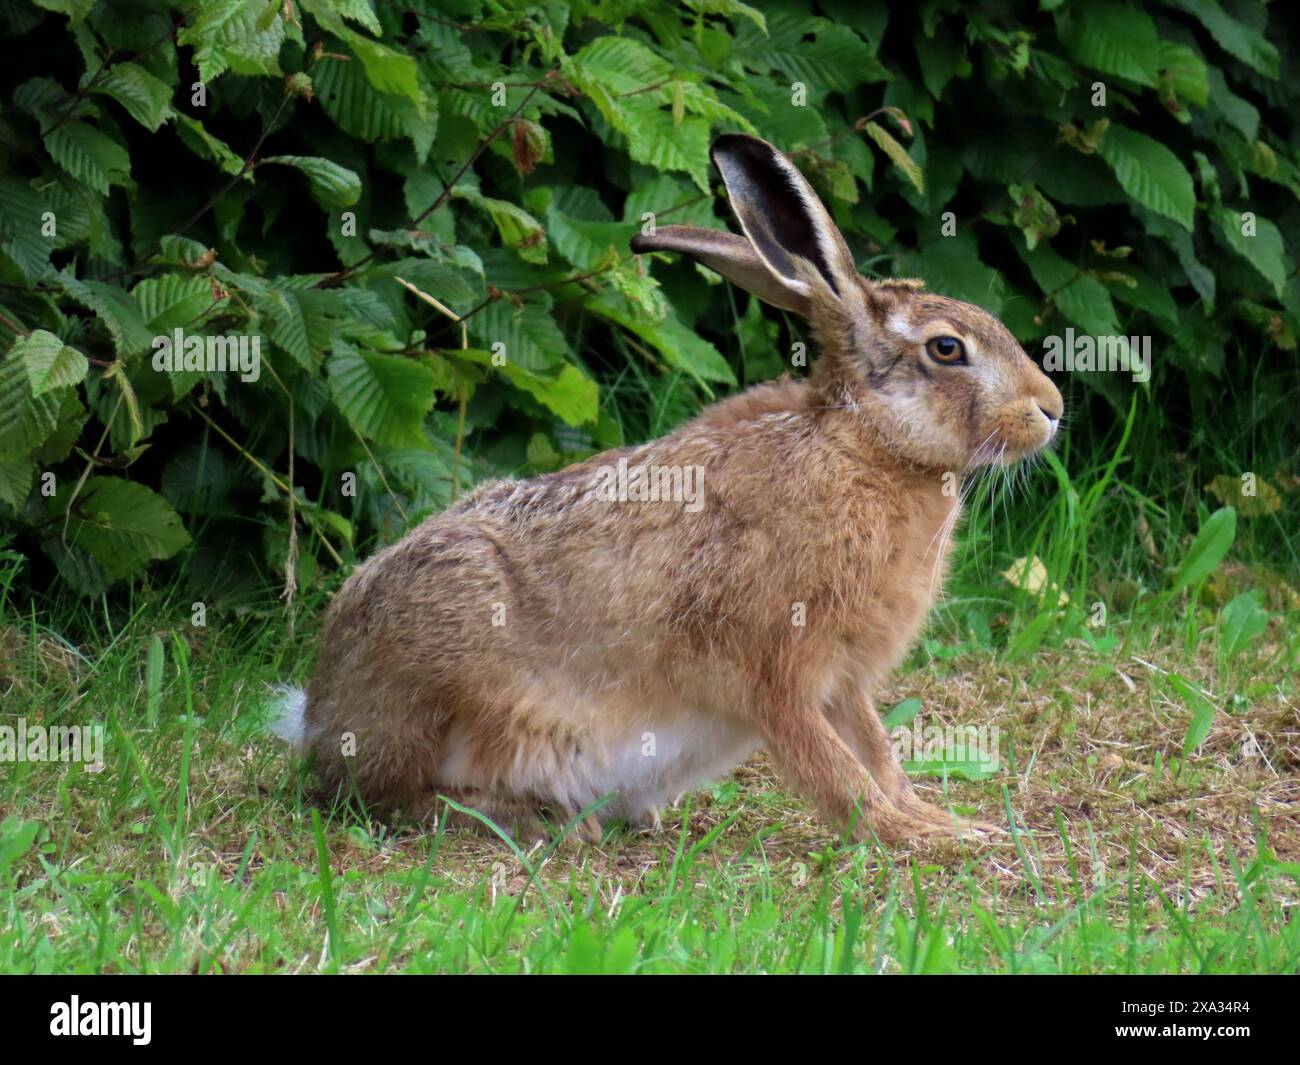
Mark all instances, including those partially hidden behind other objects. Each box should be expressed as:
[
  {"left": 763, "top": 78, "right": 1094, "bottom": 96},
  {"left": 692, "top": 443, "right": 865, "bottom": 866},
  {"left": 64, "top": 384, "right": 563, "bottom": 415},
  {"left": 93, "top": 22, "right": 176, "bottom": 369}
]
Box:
[{"left": 892, "top": 795, "right": 1004, "bottom": 841}]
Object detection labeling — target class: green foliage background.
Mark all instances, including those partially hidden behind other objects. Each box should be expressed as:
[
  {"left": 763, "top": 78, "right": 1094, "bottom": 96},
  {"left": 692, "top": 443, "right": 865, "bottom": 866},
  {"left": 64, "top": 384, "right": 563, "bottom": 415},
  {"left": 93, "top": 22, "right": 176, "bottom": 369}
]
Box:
[{"left": 1, "top": 0, "right": 1296, "bottom": 609}]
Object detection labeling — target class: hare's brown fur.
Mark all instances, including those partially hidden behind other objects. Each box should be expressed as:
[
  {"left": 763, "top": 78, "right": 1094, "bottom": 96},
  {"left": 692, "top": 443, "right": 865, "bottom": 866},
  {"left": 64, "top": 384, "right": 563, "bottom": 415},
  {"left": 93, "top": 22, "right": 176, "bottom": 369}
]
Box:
[{"left": 294, "top": 135, "right": 1062, "bottom": 844}]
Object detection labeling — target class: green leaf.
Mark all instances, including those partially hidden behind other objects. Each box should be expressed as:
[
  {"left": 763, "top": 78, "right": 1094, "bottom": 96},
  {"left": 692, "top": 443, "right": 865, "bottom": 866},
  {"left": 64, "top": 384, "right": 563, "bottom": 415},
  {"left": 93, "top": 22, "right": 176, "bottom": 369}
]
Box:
[
  {"left": 1165, "top": 0, "right": 1279, "bottom": 79},
  {"left": 300, "top": 499, "right": 354, "bottom": 547},
  {"left": 735, "top": 11, "right": 889, "bottom": 97},
  {"left": 133, "top": 275, "right": 217, "bottom": 332},
  {"left": 1165, "top": 674, "right": 1217, "bottom": 757},
  {"left": 261, "top": 155, "right": 362, "bottom": 208},
  {"left": 1058, "top": 1, "right": 1161, "bottom": 86},
  {"left": 161, "top": 445, "right": 238, "bottom": 514},
  {"left": 260, "top": 289, "right": 316, "bottom": 369},
  {"left": 1204, "top": 66, "right": 1259, "bottom": 141},
  {"left": 588, "top": 293, "right": 736, "bottom": 386},
  {"left": 913, "top": 28, "right": 969, "bottom": 99},
  {"left": 865, "top": 121, "right": 923, "bottom": 193},
  {"left": 13, "top": 329, "right": 88, "bottom": 396},
  {"left": 331, "top": 0, "right": 381, "bottom": 34},
  {"left": 313, "top": 48, "right": 434, "bottom": 158},
  {"left": 44, "top": 121, "right": 131, "bottom": 194},
  {"left": 0, "top": 459, "right": 34, "bottom": 510},
  {"left": 0, "top": 817, "right": 40, "bottom": 876},
  {"left": 469, "top": 298, "right": 570, "bottom": 372},
  {"left": 1218, "top": 590, "right": 1269, "bottom": 662},
  {"left": 500, "top": 362, "right": 599, "bottom": 427},
  {"left": 176, "top": 0, "right": 286, "bottom": 83},
  {"left": 55, "top": 477, "right": 191, "bottom": 579},
  {"left": 58, "top": 273, "right": 154, "bottom": 358},
  {"left": 1213, "top": 208, "right": 1288, "bottom": 297},
  {"left": 372, "top": 444, "right": 455, "bottom": 509},
  {"left": 1156, "top": 41, "right": 1208, "bottom": 108},
  {"left": 1142, "top": 211, "right": 1216, "bottom": 308},
  {"left": 623, "top": 108, "right": 712, "bottom": 192},
  {"left": 1171, "top": 506, "right": 1236, "bottom": 594},
  {"left": 568, "top": 36, "right": 673, "bottom": 97},
  {"left": 0, "top": 176, "right": 58, "bottom": 270},
  {"left": 727, "top": 79, "right": 829, "bottom": 150},
  {"left": 454, "top": 187, "right": 547, "bottom": 264},
  {"left": 304, "top": 0, "right": 424, "bottom": 106},
  {"left": 91, "top": 62, "right": 173, "bottom": 132},
  {"left": 1104, "top": 266, "right": 1179, "bottom": 326},
  {"left": 0, "top": 350, "right": 62, "bottom": 460},
  {"left": 903, "top": 756, "right": 1000, "bottom": 783},
  {"left": 546, "top": 209, "right": 626, "bottom": 271},
  {"left": 882, "top": 697, "right": 923, "bottom": 730},
  {"left": 1096, "top": 125, "right": 1195, "bottom": 231},
  {"left": 684, "top": 0, "right": 765, "bottom": 34},
  {"left": 895, "top": 233, "right": 1005, "bottom": 314},
  {"left": 1016, "top": 242, "right": 1120, "bottom": 337},
  {"left": 173, "top": 114, "right": 245, "bottom": 175},
  {"left": 327, "top": 340, "right": 436, "bottom": 447},
  {"left": 31, "top": 0, "right": 95, "bottom": 22},
  {"left": 33, "top": 389, "right": 86, "bottom": 463}
]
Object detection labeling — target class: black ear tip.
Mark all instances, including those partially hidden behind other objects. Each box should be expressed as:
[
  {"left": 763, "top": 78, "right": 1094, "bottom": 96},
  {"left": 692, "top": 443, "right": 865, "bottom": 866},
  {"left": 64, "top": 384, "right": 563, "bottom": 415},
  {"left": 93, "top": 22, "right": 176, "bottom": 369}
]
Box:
[
  {"left": 629, "top": 233, "right": 651, "bottom": 253},
  {"left": 710, "top": 133, "right": 774, "bottom": 165}
]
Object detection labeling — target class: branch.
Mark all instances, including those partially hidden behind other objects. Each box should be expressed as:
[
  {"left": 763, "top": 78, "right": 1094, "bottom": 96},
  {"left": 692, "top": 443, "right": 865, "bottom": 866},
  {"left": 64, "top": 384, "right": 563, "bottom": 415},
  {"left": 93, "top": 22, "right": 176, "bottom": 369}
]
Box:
[{"left": 316, "top": 66, "right": 558, "bottom": 288}]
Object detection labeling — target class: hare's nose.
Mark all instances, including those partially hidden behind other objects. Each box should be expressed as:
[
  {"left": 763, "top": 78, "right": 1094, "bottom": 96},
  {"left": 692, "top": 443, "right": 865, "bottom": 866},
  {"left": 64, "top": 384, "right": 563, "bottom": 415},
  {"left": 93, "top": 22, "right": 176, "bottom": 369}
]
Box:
[{"left": 1035, "top": 384, "right": 1063, "bottom": 424}]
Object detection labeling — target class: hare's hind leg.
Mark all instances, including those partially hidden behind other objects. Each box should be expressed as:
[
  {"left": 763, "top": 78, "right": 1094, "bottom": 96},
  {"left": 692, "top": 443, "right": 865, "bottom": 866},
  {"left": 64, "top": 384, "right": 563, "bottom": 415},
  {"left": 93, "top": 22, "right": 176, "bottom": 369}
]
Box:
[
  {"left": 415, "top": 787, "right": 547, "bottom": 842},
  {"left": 414, "top": 788, "right": 603, "bottom": 845},
  {"left": 302, "top": 670, "right": 460, "bottom": 820}
]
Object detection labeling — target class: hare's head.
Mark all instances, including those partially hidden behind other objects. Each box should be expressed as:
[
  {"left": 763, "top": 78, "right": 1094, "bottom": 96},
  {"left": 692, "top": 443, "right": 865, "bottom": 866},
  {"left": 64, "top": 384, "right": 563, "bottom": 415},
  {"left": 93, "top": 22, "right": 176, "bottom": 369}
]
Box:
[{"left": 631, "top": 134, "right": 1063, "bottom": 471}]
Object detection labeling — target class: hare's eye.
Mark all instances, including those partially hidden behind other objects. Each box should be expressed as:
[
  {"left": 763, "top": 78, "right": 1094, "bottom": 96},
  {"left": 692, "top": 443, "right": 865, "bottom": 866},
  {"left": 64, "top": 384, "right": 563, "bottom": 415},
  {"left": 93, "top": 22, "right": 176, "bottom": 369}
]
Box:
[{"left": 926, "top": 336, "right": 966, "bottom": 364}]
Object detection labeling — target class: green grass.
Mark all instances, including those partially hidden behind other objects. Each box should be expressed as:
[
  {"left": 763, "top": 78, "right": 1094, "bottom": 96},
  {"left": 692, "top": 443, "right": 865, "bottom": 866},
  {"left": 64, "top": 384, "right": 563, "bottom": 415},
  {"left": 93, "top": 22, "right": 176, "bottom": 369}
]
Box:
[{"left": 1, "top": 561, "right": 1296, "bottom": 973}]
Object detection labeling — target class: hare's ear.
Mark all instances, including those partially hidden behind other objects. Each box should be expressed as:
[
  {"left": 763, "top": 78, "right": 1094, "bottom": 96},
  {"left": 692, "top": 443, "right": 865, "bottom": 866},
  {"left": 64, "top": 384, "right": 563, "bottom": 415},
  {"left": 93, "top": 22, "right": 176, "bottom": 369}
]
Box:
[
  {"left": 630, "top": 226, "right": 810, "bottom": 315},
  {"left": 709, "top": 133, "right": 864, "bottom": 311}
]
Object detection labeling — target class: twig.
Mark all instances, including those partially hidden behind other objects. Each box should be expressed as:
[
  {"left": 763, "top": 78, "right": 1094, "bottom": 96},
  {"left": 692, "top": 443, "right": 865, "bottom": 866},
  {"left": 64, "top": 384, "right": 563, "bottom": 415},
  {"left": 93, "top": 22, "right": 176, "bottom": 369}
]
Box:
[
  {"left": 0, "top": 310, "right": 30, "bottom": 338},
  {"left": 92, "top": 89, "right": 297, "bottom": 287},
  {"left": 282, "top": 397, "right": 298, "bottom": 635},
  {"left": 350, "top": 426, "right": 408, "bottom": 524},
  {"left": 44, "top": 18, "right": 178, "bottom": 137},
  {"left": 173, "top": 92, "right": 295, "bottom": 241},
  {"left": 189, "top": 403, "right": 344, "bottom": 568},
  {"left": 317, "top": 66, "right": 558, "bottom": 288},
  {"left": 394, "top": 276, "right": 469, "bottom": 500},
  {"left": 61, "top": 390, "right": 123, "bottom": 545}
]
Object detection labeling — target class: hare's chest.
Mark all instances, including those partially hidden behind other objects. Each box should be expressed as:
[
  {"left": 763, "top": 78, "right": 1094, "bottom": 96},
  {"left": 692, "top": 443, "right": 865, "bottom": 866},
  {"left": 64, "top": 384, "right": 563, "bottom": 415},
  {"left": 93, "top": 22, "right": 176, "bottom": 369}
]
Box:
[{"left": 832, "top": 508, "right": 960, "bottom": 684}]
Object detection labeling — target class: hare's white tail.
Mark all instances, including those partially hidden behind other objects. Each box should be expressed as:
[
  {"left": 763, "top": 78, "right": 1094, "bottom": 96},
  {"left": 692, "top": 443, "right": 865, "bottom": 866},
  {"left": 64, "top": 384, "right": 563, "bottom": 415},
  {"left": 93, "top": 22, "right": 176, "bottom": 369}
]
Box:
[{"left": 269, "top": 685, "right": 309, "bottom": 748}]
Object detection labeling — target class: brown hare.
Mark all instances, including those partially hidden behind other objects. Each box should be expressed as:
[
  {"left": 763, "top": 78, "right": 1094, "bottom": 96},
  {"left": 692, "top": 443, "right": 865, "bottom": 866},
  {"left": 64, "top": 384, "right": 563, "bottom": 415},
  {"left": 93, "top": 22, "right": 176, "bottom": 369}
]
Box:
[{"left": 274, "top": 133, "right": 1063, "bottom": 845}]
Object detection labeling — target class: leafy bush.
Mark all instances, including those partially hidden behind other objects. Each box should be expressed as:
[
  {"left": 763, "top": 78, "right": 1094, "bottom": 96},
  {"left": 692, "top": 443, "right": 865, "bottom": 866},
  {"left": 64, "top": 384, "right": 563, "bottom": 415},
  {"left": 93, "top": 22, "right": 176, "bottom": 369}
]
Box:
[{"left": 1, "top": 0, "right": 1296, "bottom": 605}]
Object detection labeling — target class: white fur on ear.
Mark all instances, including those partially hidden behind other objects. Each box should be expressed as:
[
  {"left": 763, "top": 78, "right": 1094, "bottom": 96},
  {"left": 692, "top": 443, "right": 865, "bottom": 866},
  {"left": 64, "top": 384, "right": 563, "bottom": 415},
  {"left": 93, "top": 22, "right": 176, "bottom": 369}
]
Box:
[
  {"left": 631, "top": 226, "right": 812, "bottom": 315},
  {"left": 762, "top": 150, "right": 851, "bottom": 297}
]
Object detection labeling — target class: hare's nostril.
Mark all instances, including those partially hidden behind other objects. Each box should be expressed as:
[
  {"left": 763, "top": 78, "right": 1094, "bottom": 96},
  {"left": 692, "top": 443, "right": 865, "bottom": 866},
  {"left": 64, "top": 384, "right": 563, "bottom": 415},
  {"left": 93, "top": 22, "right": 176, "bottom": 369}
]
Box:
[{"left": 1036, "top": 403, "right": 1059, "bottom": 427}]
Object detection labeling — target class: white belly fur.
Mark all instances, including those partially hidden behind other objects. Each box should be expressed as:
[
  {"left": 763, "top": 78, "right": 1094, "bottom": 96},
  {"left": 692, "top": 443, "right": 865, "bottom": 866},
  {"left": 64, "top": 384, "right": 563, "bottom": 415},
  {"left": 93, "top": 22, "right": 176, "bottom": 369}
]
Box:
[{"left": 436, "top": 700, "right": 762, "bottom": 824}]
